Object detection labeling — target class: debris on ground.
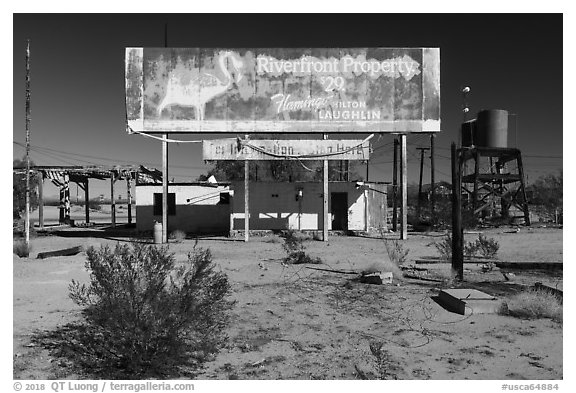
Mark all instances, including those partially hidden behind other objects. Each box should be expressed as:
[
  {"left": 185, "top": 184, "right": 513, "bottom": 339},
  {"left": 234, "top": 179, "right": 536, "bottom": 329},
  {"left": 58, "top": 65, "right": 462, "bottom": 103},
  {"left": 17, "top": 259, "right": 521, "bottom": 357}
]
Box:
[
  {"left": 37, "top": 246, "right": 83, "bottom": 259},
  {"left": 359, "top": 271, "right": 393, "bottom": 285}
]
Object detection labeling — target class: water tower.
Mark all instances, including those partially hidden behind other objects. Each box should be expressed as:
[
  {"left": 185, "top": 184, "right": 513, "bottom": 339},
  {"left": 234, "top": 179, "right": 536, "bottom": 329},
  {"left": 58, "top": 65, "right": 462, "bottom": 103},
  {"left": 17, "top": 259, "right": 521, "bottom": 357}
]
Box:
[{"left": 459, "top": 108, "right": 530, "bottom": 225}]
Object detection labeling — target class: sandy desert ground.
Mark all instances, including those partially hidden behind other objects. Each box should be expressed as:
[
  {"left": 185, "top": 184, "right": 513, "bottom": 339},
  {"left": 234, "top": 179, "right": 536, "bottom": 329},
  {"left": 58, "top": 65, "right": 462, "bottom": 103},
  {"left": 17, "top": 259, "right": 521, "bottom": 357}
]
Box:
[{"left": 13, "top": 208, "right": 563, "bottom": 380}]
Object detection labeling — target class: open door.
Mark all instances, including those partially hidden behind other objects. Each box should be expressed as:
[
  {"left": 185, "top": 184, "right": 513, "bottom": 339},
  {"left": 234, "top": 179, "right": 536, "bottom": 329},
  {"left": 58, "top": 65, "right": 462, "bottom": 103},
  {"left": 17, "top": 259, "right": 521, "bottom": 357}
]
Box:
[{"left": 331, "top": 192, "right": 348, "bottom": 230}]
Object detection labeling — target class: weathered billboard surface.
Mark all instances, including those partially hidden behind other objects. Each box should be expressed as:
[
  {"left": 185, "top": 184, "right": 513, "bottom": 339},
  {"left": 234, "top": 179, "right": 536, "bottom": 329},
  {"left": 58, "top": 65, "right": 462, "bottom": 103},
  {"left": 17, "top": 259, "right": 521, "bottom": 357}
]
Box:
[
  {"left": 125, "top": 48, "right": 440, "bottom": 133},
  {"left": 203, "top": 139, "right": 370, "bottom": 160}
]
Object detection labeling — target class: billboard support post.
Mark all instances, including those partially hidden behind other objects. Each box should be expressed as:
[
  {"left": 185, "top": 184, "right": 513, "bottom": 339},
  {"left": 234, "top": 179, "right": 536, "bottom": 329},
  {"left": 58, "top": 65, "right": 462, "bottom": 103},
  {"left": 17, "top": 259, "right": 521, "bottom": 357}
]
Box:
[
  {"left": 323, "top": 134, "right": 329, "bottom": 242},
  {"left": 38, "top": 173, "right": 44, "bottom": 229},
  {"left": 430, "top": 133, "right": 436, "bottom": 220},
  {"left": 127, "top": 176, "right": 132, "bottom": 225},
  {"left": 84, "top": 179, "right": 89, "bottom": 224},
  {"left": 110, "top": 171, "right": 116, "bottom": 227},
  {"left": 400, "top": 134, "right": 407, "bottom": 240},
  {"left": 162, "top": 134, "right": 168, "bottom": 243},
  {"left": 244, "top": 159, "right": 249, "bottom": 243},
  {"left": 392, "top": 138, "right": 398, "bottom": 232}
]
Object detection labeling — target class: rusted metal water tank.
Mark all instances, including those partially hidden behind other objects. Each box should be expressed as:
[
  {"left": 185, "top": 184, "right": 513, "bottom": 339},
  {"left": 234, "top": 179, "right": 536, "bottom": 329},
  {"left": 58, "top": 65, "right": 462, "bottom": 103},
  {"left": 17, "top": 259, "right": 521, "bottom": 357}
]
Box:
[
  {"left": 476, "top": 109, "right": 509, "bottom": 148},
  {"left": 461, "top": 119, "right": 477, "bottom": 147}
]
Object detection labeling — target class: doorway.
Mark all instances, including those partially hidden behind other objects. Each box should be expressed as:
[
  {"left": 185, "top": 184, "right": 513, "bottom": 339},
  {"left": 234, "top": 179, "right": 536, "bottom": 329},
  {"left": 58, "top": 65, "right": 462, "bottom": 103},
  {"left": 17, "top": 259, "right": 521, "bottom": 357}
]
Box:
[{"left": 331, "top": 192, "right": 348, "bottom": 230}]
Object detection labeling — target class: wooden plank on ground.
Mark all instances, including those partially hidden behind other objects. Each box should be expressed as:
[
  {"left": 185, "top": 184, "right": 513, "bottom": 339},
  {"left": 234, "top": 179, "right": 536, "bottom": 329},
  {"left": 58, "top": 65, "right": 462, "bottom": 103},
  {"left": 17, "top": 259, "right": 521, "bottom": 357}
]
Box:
[{"left": 37, "top": 246, "right": 83, "bottom": 259}]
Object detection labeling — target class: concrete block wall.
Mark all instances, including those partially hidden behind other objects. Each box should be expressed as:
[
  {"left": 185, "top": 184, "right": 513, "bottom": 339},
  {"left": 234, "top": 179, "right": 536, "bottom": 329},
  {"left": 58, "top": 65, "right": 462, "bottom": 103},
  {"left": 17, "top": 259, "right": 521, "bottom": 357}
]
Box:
[
  {"left": 230, "top": 181, "right": 384, "bottom": 231},
  {"left": 135, "top": 184, "right": 230, "bottom": 234}
]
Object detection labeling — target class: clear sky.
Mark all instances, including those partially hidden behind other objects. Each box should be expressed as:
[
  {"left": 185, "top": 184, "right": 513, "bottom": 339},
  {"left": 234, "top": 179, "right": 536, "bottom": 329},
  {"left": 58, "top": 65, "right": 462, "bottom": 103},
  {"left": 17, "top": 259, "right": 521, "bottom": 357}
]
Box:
[{"left": 12, "top": 13, "right": 563, "bottom": 198}]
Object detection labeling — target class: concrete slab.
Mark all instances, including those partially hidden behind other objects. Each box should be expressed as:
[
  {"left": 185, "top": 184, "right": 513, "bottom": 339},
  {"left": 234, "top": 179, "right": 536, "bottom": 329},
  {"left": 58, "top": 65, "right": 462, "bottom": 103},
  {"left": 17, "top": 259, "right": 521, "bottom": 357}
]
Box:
[{"left": 438, "top": 288, "right": 500, "bottom": 315}]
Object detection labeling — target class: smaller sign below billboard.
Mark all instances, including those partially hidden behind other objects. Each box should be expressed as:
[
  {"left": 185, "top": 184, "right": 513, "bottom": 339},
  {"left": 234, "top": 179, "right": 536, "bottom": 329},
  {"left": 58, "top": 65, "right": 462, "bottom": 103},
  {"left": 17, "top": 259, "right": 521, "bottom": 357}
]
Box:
[{"left": 203, "top": 139, "right": 370, "bottom": 161}]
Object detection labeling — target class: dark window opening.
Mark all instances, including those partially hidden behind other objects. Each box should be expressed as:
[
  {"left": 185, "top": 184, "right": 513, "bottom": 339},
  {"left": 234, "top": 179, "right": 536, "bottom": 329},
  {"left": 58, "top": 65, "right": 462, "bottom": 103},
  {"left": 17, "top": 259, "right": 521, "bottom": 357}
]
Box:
[
  {"left": 153, "top": 193, "right": 176, "bottom": 216},
  {"left": 219, "top": 192, "right": 230, "bottom": 205}
]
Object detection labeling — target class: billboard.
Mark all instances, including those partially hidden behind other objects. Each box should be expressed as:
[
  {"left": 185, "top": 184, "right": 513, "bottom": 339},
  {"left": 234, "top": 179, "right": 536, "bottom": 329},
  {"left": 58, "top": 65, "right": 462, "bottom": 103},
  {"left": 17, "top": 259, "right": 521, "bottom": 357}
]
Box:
[
  {"left": 125, "top": 48, "right": 440, "bottom": 133},
  {"left": 203, "top": 139, "right": 370, "bottom": 161}
]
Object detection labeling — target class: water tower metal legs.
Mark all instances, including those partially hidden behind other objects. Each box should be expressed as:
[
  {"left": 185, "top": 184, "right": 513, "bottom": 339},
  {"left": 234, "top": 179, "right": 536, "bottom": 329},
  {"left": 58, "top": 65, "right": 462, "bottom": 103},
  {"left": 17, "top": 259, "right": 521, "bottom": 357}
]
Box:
[
  {"left": 516, "top": 154, "right": 531, "bottom": 225},
  {"left": 460, "top": 147, "right": 530, "bottom": 225}
]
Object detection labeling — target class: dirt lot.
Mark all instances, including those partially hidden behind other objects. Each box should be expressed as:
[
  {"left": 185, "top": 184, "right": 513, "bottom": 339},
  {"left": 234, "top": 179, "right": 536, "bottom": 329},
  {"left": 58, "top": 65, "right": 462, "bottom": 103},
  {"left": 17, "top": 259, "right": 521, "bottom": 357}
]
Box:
[{"left": 13, "top": 225, "right": 563, "bottom": 380}]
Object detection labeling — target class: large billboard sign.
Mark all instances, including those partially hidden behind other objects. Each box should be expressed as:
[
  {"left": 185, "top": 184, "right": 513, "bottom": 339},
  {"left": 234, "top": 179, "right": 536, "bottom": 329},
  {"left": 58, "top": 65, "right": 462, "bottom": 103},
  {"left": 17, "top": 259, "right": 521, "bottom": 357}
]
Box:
[
  {"left": 125, "top": 48, "right": 440, "bottom": 134},
  {"left": 203, "top": 139, "right": 370, "bottom": 161}
]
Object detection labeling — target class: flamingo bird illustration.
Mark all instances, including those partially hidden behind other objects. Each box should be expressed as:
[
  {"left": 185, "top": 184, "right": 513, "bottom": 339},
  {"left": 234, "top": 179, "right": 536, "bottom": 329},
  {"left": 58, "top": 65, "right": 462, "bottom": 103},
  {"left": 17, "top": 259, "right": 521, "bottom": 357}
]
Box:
[{"left": 157, "top": 51, "right": 244, "bottom": 120}]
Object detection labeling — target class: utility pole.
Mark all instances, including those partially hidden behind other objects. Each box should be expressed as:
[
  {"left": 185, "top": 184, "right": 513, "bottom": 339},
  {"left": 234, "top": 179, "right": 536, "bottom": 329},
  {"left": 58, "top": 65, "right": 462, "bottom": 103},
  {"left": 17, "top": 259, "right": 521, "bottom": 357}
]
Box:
[
  {"left": 25, "top": 39, "right": 31, "bottom": 245},
  {"left": 451, "top": 143, "right": 463, "bottom": 281},
  {"left": 416, "top": 147, "right": 430, "bottom": 218},
  {"left": 451, "top": 85, "right": 470, "bottom": 281}
]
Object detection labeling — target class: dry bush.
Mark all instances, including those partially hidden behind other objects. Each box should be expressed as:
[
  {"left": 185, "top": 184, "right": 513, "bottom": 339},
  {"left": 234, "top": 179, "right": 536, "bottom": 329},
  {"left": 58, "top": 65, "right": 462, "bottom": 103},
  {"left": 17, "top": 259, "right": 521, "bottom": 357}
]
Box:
[
  {"left": 37, "top": 243, "right": 234, "bottom": 378},
  {"left": 500, "top": 288, "right": 562, "bottom": 323},
  {"left": 435, "top": 233, "right": 499, "bottom": 260},
  {"left": 169, "top": 229, "right": 187, "bottom": 243},
  {"left": 263, "top": 235, "right": 282, "bottom": 244},
  {"left": 13, "top": 239, "right": 31, "bottom": 257},
  {"left": 281, "top": 229, "right": 322, "bottom": 265},
  {"left": 363, "top": 261, "right": 403, "bottom": 281},
  {"left": 360, "top": 341, "right": 400, "bottom": 380},
  {"left": 376, "top": 229, "right": 408, "bottom": 280},
  {"left": 383, "top": 238, "right": 409, "bottom": 266},
  {"left": 475, "top": 234, "right": 499, "bottom": 258},
  {"left": 434, "top": 234, "right": 452, "bottom": 260}
]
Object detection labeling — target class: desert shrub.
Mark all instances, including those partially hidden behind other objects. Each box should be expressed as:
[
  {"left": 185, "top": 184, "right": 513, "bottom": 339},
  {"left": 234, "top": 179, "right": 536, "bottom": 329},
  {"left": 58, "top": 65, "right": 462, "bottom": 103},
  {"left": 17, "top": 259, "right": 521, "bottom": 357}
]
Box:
[
  {"left": 263, "top": 235, "right": 282, "bottom": 244},
  {"left": 367, "top": 341, "right": 400, "bottom": 379},
  {"left": 528, "top": 172, "right": 562, "bottom": 224},
  {"left": 13, "top": 239, "right": 31, "bottom": 257},
  {"left": 281, "top": 229, "right": 321, "bottom": 265},
  {"left": 13, "top": 159, "right": 40, "bottom": 218},
  {"left": 169, "top": 229, "right": 187, "bottom": 243},
  {"left": 435, "top": 233, "right": 499, "bottom": 260},
  {"left": 362, "top": 261, "right": 403, "bottom": 281},
  {"left": 383, "top": 238, "right": 409, "bottom": 267},
  {"left": 60, "top": 243, "right": 234, "bottom": 378},
  {"left": 434, "top": 234, "right": 452, "bottom": 260},
  {"left": 500, "top": 287, "right": 562, "bottom": 323},
  {"left": 88, "top": 200, "right": 102, "bottom": 211},
  {"left": 375, "top": 230, "right": 408, "bottom": 280},
  {"left": 475, "top": 234, "right": 499, "bottom": 258},
  {"left": 464, "top": 241, "right": 479, "bottom": 258}
]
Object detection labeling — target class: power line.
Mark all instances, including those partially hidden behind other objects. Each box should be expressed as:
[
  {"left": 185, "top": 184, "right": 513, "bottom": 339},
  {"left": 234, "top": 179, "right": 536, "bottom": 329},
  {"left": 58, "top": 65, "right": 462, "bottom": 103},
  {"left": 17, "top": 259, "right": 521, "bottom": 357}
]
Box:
[
  {"left": 523, "top": 155, "right": 562, "bottom": 159},
  {"left": 407, "top": 148, "right": 451, "bottom": 178},
  {"left": 14, "top": 141, "right": 208, "bottom": 170}
]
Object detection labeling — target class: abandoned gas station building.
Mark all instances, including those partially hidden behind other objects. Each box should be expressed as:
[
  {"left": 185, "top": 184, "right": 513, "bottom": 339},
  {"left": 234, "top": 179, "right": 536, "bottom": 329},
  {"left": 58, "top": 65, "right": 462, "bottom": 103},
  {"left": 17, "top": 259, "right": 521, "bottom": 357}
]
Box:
[{"left": 135, "top": 181, "right": 387, "bottom": 234}]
